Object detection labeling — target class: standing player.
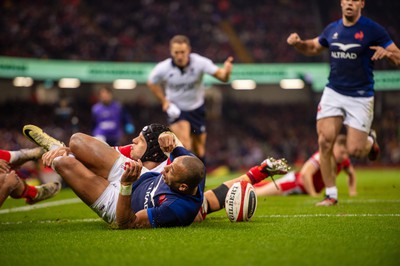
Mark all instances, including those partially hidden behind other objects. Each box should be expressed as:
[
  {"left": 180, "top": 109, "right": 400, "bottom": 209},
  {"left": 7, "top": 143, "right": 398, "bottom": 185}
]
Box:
[
  {"left": 92, "top": 86, "right": 135, "bottom": 146},
  {"left": 147, "top": 35, "right": 233, "bottom": 164},
  {"left": 287, "top": 0, "right": 400, "bottom": 205},
  {"left": 253, "top": 135, "right": 357, "bottom": 198}
]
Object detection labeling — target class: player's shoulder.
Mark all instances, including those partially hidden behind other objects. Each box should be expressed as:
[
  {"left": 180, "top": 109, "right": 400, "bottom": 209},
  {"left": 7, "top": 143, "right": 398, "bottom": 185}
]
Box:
[
  {"left": 190, "top": 53, "right": 212, "bottom": 63},
  {"left": 153, "top": 58, "right": 174, "bottom": 70},
  {"left": 358, "top": 16, "right": 380, "bottom": 27}
]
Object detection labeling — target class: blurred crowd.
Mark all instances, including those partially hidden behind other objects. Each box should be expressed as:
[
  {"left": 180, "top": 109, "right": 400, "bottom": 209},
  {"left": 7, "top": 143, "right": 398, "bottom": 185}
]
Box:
[
  {"left": 1, "top": 0, "right": 399, "bottom": 66},
  {"left": 0, "top": 0, "right": 399, "bottom": 171}
]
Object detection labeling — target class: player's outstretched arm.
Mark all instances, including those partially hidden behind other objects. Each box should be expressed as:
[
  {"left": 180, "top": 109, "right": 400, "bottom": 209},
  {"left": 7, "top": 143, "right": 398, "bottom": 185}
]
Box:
[
  {"left": 370, "top": 43, "right": 400, "bottom": 67},
  {"left": 344, "top": 163, "right": 357, "bottom": 196},
  {"left": 299, "top": 160, "right": 319, "bottom": 197},
  {"left": 287, "top": 33, "right": 325, "bottom": 56},
  {"left": 213, "top": 56, "right": 233, "bottom": 82},
  {"left": 147, "top": 81, "right": 169, "bottom": 112}
]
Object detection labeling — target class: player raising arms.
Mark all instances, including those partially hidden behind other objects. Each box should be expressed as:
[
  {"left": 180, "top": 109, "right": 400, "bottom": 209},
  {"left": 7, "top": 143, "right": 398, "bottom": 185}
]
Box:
[
  {"left": 287, "top": 0, "right": 400, "bottom": 205},
  {"left": 147, "top": 35, "right": 233, "bottom": 164}
]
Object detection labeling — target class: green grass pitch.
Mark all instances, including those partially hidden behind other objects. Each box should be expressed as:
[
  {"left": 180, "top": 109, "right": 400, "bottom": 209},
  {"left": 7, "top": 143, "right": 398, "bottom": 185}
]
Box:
[{"left": 0, "top": 169, "right": 399, "bottom": 266}]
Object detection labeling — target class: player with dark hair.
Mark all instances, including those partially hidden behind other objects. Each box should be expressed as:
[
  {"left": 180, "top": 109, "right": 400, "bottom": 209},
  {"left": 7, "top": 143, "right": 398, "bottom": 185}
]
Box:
[
  {"left": 287, "top": 0, "right": 400, "bottom": 205},
  {"left": 0, "top": 147, "right": 61, "bottom": 207},
  {"left": 147, "top": 34, "right": 233, "bottom": 164},
  {"left": 253, "top": 135, "right": 357, "bottom": 198}
]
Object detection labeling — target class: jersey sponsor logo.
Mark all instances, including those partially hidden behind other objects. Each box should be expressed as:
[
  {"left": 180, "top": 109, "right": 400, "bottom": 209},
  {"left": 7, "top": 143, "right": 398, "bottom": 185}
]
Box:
[
  {"left": 331, "top": 43, "right": 360, "bottom": 59},
  {"left": 331, "top": 43, "right": 361, "bottom": 52}
]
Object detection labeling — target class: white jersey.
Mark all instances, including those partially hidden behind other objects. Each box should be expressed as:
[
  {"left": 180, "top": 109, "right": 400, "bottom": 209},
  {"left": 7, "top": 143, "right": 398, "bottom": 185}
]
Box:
[{"left": 148, "top": 53, "right": 219, "bottom": 111}]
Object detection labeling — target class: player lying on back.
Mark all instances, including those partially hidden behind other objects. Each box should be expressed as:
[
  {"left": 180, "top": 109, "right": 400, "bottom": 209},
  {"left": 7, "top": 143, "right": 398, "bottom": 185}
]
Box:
[{"left": 18, "top": 124, "right": 290, "bottom": 227}]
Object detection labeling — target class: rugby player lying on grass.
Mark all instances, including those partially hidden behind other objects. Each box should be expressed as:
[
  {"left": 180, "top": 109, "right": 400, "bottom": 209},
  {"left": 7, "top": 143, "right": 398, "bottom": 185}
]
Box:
[{"left": 20, "top": 124, "right": 288, "bottom": 229}]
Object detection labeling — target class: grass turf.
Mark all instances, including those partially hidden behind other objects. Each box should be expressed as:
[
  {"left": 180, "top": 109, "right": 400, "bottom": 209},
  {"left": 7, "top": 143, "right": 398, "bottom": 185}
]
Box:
[{"left": 0, "top": 169, "right": 399, "bottom": 266}]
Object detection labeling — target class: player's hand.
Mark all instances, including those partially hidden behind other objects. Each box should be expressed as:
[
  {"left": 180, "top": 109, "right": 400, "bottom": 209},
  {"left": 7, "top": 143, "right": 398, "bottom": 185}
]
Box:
[
  {"left": 121, "top": 160, "right": 142, "bottom": 184},
  {"left": 0, "top": 159, "right": 10, "bottom": 174},
  {"left": 158, "top": 132, "right": 178, "bottom": 153},
  {"left": 41, "top": 147, "right": 70, "bottom": 167},
  {"left": 287, "top": 33, "right": 301, "bottom": 46},
  {"left": 224, "top": 56, "right": 234, "bottom": 73},
  {"left": 370, "top": 46, "right": 393, "bottom": 61},
  {"left": 166, "top": 103, "right": 181, "bottom": 119}
]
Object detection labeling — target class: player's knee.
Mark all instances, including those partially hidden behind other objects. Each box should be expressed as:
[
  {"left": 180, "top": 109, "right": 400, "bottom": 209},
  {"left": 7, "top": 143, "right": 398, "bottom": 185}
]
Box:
[
  {"left": 69, "top": 133, "right": 86, "bottom": 152},
  {"left": 52, "top": 156, "right": 76, "bottom": 173},
  {"left": 1, "top": 172, "right": 19, "bottom": 192},
  {"left": 318, "top": 134, "right": 334, "bottom": 152},
  {"left": 347, "top": 146, "right": 364, "bottom": 158}
]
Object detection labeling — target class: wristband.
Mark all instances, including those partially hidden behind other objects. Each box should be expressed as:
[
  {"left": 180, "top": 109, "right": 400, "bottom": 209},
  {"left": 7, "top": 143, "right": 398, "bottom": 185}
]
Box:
[{"left": 120, "top": 183, "right": 133, "bottom": 196}]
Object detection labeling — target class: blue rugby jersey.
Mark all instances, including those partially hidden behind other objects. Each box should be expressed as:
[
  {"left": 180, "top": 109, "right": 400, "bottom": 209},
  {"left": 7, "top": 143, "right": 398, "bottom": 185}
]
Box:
[
  {"left": 130, "top": 147, "right": 206, "bottom": 228},
  {"left": 319, "top": 16, "right": 393, "bottom": 97}
]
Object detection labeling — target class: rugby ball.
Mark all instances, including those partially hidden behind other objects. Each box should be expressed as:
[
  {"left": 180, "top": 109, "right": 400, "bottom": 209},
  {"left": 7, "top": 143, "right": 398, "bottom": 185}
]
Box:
[{"left": 225, "top": 180, "right": 257, "bottom": 222}]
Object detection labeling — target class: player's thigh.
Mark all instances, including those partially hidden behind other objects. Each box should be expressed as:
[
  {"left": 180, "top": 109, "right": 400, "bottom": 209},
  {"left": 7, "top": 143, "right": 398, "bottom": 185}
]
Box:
[
  {"left": 69, "top": 133, "right": 119, "bottom": 177},
  {"left": 170, "top": 120, "right": 192, "bottom": 147},
  {"left": 53, "top": 156, "right": 109, "bottom": 205},
  {"left": 316, "top": 117, "right": 343, "bottom": 144}
]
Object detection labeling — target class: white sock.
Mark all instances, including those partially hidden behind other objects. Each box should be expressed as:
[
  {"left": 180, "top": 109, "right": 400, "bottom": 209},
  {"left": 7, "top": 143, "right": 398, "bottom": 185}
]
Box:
[
  {"left": 8, "top": 151, "right": 17, "bottom": 163},
  {"left": 367, "top": 135, "right": 374, "bottom": 146},
  {"left": 325, "top": 186, "right": 338, "bottom": 200}
]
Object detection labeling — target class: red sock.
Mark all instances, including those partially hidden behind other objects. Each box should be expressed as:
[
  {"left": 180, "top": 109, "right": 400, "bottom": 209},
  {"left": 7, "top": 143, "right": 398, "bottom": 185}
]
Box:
[
  {"left": 0, "top": 149, "right": 11, "bottom": 162},
  {"left": 17, "top": 184, "right": 38, "bottom": 199},
  {"left": 246, "top": 165, "right": 269, "bottom": 184}
]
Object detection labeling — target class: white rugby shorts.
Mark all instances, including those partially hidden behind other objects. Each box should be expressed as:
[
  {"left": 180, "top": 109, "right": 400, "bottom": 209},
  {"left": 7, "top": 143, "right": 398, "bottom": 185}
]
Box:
[
  {"left": 90, "top": 155, "right": 150, "bottom": 224},
  {"left": 317, "top": 87, "right": 374, "bottom": 133}
]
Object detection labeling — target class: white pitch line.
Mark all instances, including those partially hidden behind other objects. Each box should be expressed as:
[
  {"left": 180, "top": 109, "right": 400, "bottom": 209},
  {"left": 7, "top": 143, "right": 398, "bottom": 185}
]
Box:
[
  {"left": 258, "top": 213, "right": 400, "bottom": 218},
  {"left": 2, "top": 214, "right": 400, "bottom": 226},
  {"left": 0, "top": 198, "right": 82, "bottom": 215},
  {"left": 1, "top": 218, "right": 102, "bottom": 225}
]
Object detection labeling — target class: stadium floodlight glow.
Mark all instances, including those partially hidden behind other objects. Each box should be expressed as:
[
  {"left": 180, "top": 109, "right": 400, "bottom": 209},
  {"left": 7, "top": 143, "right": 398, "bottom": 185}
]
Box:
[
  {"left": 113, "top": 79, "right": 137, "bottom": 90},
  {"left": 231, "top": 80, "right": 256, "bottom": 90},
  {"left": 58, "top": 78, "right": 80, "bottom": 88},
  {"left": 280, "top": 79, "right": 305, "bottom": 89},
  {"left": 13, "top": 77, "right": 33, "bottom": 87}
]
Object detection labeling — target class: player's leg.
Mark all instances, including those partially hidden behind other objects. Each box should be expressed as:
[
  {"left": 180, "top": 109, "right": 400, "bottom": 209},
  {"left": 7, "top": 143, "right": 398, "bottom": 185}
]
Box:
[
  {"left": 191, "top": 133, "right": 206, "bottom": 160},
  {"left": 68, "top": 133, "right": 120, "bottom": 179},
  {"left": 0, "top": 147, "right": 44, "bottom": 167},
  {"left": 0, "top": 171, "right": 60, "bottom": 207},
  {"left": 52, "top": 155, "right": 109, "bottom": 206},
  {"left": 343, "top": 95, "right": 378, "bottom": 160},
  {"left": 204, "top": 157, "right": 289, "bottom": 213},
  {"left": 346, "top": 127, "right": 370, "bottom": 157},
  {"left": 0, "top": 172, "right": 23, "bottom": 206},
  {"left": 169, "top": 120, "right": 192, "bottom": 151},
  {"left": 316, "top": 116, "right": 342, "bottom": 205}
]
